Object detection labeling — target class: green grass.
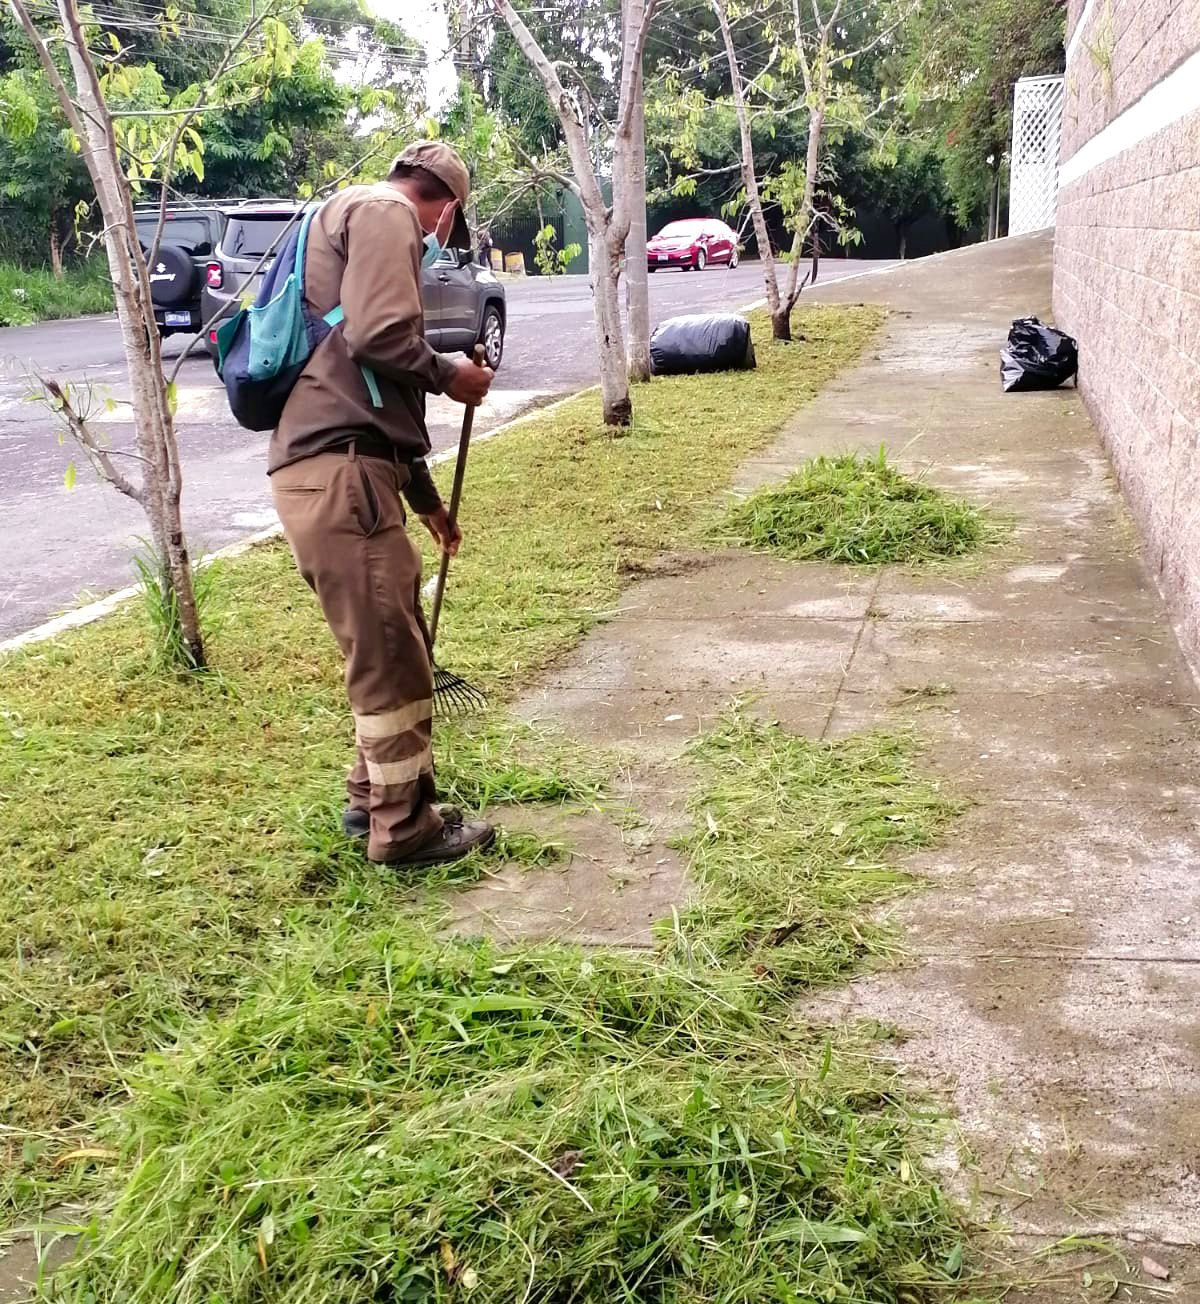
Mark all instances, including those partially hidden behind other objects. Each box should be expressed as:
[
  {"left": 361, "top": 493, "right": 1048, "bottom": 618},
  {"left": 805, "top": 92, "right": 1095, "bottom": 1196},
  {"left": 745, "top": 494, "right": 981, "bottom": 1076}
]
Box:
[
  {"left": 43, "top": 711, "right": 969, "bottom": 1304},
  {"left": 0, "top": 304, "right": 882, "bottom": 1167},
  {"left": 723, "top": 447, "right": 991, "bottom": 565},
  {"left": 669, "top": 711, "right": 958, "bottom": 991},
  {"left": 0, "top": 305, "right": 989, "bottom": 1299},
  {"left": 0, "top": 259, "right": 113, "bottom": 326}
]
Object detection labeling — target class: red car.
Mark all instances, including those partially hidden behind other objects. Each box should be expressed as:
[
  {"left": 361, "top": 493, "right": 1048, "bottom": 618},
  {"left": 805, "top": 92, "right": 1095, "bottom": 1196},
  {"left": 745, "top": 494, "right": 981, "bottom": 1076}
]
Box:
[{"left": 646, "top": 218, "right": 740, "bottom": 272}]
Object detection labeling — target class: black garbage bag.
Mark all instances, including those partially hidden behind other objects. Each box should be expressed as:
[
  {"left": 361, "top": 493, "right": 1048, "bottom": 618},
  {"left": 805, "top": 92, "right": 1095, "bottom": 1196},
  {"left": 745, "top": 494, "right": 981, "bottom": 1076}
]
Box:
[
  {"left": 1001, "top": 317, "right": 1078, "bottom": 391},
  {"left": 650, "top": 313, "right": 756, "bottom": 375}
]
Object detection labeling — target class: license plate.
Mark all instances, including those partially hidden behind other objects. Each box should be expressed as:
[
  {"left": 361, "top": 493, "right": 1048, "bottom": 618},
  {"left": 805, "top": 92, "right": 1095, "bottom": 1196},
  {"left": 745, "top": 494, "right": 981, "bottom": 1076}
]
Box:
[
  {"left": 164, "top": 311, "right": 191, "bottom": 326},
  {"left": 656, "top": 253, "right": 668, "bottom": 262}
]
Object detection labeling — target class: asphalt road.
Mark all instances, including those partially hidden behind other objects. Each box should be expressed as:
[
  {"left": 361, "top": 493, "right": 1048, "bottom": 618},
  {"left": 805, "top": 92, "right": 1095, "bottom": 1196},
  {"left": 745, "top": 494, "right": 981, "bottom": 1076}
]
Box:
[{"left": 0, "top": 258, "right": 892, "bottom": 638}]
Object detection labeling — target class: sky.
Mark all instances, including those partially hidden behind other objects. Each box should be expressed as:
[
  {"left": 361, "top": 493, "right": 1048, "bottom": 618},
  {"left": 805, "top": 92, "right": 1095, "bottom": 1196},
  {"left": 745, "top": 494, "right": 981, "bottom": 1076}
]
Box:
[{"left": 375, "top": 0, "right": 459, "bottom": 112}]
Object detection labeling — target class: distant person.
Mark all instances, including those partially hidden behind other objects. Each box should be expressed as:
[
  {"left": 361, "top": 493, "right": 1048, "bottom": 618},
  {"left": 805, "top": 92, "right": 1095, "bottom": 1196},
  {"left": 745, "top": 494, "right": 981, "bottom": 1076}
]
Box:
[{"left": 477, "top": 227, "right": 493, "bottom": 267}]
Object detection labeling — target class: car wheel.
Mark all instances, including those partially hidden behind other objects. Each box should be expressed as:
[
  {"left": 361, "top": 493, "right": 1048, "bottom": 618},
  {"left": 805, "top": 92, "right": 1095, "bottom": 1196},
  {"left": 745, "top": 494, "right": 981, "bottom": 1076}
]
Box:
[
  {"left": 647, "top": 265, "right": 657, "bottom": 273},
  {"left": 729, "top": 247, "right": 739, "bottom": 269},
  {"left": 695, "top": 247, "right": 707, "bottom": 272},
  {"left": 478, "top": 304, "right": 504, "bottom": 370}
]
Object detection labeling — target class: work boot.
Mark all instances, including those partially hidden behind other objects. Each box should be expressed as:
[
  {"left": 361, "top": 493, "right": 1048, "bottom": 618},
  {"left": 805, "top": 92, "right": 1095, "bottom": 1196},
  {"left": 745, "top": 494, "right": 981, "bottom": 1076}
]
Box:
[
  {"left": 342, "top": 804, "right": 462, "bottom": 841},
  {"left": 375, "top": 818, "right": 495, "bottom": 867}
]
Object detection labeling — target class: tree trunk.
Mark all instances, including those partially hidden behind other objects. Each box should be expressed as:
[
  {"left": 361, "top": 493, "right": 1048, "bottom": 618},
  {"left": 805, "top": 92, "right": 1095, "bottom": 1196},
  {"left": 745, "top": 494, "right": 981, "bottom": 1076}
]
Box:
[
  {"left": 623, "top": 14, "right": 651, "bottom": 384},
  {"left": 986, "top": 162, "right": 999, "bottom": 240},
  {"left": 898, "top": 227, "right": 908, "bottom": 259},
  {"left": 590, "top": 229, "right": 632, "bottom": 426},
  {"left": 776, "top": 101, "right": 825, "bottom": 340},
  {"left": 55, "top": 0, "right": 205, "bottom": 667},
  {"left": 49, "top": 212, "right": 63, "bottom": 278},
  {"left": 713, "top": 0, "right": 781, "bottom": 325},
  {"left": 493, "top": 0, "right": 647, "bottom": 427}
]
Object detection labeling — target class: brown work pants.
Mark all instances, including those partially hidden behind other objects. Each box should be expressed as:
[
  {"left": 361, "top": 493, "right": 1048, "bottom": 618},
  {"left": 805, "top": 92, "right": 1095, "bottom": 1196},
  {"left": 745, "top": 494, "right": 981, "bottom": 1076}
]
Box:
[{"left": 271, "top": 446, "right": 443, "bottom": 862}]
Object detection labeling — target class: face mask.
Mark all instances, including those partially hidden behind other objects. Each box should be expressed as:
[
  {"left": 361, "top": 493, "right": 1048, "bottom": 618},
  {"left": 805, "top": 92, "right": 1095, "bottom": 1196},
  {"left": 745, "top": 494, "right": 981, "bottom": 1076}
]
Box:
[
  {"left": 420, "top": 231, "right": 443, "bottom": 269},
  {"left": 421, "top": 201, "right": 457, "bottom": 269}
]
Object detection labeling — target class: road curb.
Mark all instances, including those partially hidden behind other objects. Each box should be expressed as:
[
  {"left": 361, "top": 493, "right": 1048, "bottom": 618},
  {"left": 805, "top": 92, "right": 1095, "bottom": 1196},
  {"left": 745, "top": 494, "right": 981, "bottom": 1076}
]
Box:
[{"left": 0, "top": 383, "right": 600, "bottom": 657}]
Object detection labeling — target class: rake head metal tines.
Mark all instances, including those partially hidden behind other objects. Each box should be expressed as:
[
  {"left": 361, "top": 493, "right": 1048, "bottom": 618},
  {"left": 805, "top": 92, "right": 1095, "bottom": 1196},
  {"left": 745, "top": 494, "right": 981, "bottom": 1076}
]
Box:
[{"left": 432, "top": 664, "right": 487, "bottom": 718}]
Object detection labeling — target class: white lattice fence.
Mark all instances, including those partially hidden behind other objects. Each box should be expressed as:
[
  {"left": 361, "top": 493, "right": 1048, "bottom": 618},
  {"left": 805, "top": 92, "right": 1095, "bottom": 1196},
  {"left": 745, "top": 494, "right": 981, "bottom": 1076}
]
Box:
[{"left": 1010, "top": 75, "right": 1065, "bottom": 234}]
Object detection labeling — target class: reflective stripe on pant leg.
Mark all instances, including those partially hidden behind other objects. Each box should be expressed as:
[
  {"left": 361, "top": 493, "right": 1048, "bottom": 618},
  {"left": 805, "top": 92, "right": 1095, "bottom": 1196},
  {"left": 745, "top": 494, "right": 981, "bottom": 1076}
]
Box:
[
  {"left": 274, "top": 451, "right": 440, "bottom": 860},
  {"left": 344, "top": 467, "right": 442, "bottom": 860}
]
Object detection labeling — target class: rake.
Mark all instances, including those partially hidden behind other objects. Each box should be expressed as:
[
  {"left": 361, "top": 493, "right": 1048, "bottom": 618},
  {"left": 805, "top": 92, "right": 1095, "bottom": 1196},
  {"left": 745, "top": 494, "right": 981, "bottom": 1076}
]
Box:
[{"left": 428, "top": 345, "right": 487, "bottom": 718}]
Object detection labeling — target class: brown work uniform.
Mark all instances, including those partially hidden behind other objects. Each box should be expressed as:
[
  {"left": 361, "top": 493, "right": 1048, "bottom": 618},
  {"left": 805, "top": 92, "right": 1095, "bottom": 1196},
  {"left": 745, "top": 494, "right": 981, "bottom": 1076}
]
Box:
[{"left": 269, "top": 183, "right": 457, "bottom": 862}]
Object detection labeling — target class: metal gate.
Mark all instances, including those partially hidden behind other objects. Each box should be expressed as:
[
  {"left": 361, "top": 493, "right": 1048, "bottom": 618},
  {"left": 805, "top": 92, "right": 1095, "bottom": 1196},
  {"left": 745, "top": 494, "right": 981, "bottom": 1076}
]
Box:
[{"left": 1009, "top": 74, "right": 1065, "bottom": 235}]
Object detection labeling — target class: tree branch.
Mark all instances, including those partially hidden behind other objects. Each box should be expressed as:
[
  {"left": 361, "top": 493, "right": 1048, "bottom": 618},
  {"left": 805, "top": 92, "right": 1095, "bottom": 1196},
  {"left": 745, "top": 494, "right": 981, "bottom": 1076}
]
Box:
[
  {"left": 511, "top": 139, "right": 582, "bottom": 200},
  {"left": 839, "top": 8, "right": 911, "bottom": 66},
  {"left": 38, "top": 375, "right": 145, "bottom": 503},
  {"left": 613, "top": 0, "right": 658, "bottom": 143},
  {"left": 148, "top": 3, "right": 275, "bottom": 269},
  {"left": 491, "top": 0, "right": 606, "bottom": 223}
]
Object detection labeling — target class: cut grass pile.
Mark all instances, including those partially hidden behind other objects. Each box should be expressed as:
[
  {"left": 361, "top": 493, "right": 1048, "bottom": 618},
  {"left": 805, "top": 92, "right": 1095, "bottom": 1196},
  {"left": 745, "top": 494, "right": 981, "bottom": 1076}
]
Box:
[
  {"left": 670, "top": 712, "right": 958, "bottom": 991},
  {"left": 723, "top": 447, "right": 990, "bottom": 564},
  {"left": 0, "top": 305, "right": 986, "bottom": 1299},
  {"left": 50, "top": 711, "right": 967, "bottom": 1303},
  {"left": 0, "top": 259, "right": 113, "bottom": 327}
]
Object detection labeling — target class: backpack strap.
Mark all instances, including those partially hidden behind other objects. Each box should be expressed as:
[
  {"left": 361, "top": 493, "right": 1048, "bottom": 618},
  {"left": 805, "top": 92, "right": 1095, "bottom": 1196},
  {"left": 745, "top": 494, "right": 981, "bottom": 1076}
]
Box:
[
  {"left": 319, "top": 304, "right": 383, "bottom": 410},
  {"left": 294, "top": 207, "right": 318, "bottom": 298}
]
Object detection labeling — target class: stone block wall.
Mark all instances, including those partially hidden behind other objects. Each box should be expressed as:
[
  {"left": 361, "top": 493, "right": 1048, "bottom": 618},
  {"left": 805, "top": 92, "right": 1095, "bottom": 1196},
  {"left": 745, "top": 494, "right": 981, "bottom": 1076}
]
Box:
[{"left": 1054, "top": 1, "right": 1200, "bottom": 665}]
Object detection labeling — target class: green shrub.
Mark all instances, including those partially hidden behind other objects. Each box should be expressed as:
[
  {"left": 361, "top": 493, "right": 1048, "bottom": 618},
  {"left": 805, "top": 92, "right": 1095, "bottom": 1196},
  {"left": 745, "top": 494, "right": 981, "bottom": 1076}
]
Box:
[{"left": 0, "top": 258, "right": 113, "bottom": 326}]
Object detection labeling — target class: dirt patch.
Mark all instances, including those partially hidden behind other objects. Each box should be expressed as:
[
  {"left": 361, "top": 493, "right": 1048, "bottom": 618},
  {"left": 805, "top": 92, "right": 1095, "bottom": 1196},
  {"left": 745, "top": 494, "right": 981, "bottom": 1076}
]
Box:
[
  {"left": 615, "top": 549, "right": 717, "bottom": 580},
  {"left": 453, "top": 795, "right": 690, "bottom": 947}
]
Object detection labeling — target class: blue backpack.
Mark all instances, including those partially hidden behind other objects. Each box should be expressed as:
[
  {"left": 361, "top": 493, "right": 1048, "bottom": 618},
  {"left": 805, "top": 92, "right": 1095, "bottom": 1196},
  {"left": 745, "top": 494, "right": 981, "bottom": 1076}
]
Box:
[{"left": 215, "top": 205, "right": 381, "bottom": 431}]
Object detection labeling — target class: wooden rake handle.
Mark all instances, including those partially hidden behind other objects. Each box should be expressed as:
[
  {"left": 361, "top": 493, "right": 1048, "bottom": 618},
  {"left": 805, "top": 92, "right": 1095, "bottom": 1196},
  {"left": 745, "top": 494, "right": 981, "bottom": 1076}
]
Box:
[{"left": 428, "top": 343, "right": 486, "bottom": 647}]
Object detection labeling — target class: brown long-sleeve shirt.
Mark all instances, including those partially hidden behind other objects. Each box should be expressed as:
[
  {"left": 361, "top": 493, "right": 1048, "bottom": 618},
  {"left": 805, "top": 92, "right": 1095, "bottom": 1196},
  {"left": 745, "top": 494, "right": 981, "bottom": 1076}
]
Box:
[{"left": 268, "top": 183, "right": 457, "bottom": 515}]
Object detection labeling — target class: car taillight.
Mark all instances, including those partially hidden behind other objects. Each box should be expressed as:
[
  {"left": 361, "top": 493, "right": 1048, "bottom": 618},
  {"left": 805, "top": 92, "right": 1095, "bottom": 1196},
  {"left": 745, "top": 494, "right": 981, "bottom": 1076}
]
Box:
[
  {"left": 206, "top": 262, "right": 223, "bottom": 289},
  {"left": 209, "top": 329, "right": 218, "bottom": 344}
]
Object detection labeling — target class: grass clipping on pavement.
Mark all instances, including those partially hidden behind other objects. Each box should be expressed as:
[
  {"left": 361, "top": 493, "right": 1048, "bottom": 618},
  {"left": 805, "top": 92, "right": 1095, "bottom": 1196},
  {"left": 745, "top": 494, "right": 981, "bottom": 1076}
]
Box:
[
  {"left": 0, "top": 306, "right": 979, "bottom": 1299},
  {"left": 59, "top": 713, "right": 966, "bottom": 1304},
  {"left": 724, "top": 447, "right": 990, "bottom": 564}
]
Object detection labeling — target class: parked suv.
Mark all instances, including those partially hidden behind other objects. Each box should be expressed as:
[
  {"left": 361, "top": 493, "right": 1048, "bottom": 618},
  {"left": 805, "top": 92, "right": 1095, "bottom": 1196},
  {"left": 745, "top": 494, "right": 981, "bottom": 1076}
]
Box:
[
  {"left": 201, "top": 200, "right": 507, "bottom": 369},
  {"left": 133, "top": 204, "right": 230, "bottom": 337}
]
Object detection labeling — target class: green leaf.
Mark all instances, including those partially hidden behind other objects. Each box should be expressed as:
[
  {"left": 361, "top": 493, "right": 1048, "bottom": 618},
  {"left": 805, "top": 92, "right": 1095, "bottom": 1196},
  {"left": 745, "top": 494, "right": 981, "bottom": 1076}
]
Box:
[
  {"left": 165, "top": 381, "right": 178, "bottom": 418},
  {"left": 944, "top": 1243, "right": 963, "bottom": 1276},
  {"left": 761, "top": 1219, "right": 870, "bottom": 1245},
  {"left": 63, "top": 461, "right": 77, "bottom": 491},
  {"left": 817, "top": 1036, "right": 832, "bottom": 1081}
]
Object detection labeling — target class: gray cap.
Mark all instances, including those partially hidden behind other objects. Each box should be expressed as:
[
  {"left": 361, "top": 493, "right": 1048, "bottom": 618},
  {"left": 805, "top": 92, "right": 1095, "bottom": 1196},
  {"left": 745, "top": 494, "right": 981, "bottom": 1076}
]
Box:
[{"left": 391, "top": 140, "right": 472, "bottom": 248}]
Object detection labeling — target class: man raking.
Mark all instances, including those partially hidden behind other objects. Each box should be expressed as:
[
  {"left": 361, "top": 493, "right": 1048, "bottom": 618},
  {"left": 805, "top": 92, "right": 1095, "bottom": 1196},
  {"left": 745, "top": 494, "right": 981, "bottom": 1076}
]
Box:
[{"left": 269, "top": 142, "right": 495, "bottom": 867}]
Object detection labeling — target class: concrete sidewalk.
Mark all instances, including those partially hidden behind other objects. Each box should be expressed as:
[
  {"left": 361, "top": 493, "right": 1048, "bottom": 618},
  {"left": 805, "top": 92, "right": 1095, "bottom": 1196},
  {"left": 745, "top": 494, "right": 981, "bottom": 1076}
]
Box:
[{"left": 455, "top": 231, "right": 1200, "bottom": 1295}]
